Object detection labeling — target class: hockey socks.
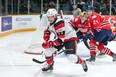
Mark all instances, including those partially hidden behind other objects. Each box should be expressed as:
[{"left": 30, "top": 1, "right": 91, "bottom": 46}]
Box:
[{"left": 86, "top": 43, "right": 96, "bottom": 62}]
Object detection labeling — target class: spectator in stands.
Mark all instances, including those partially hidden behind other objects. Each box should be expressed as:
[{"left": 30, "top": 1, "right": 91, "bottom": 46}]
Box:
[
  {"left": 93, "top": 0, "right": 100, "bottom": 13},
  {"left": 43, "top": 2, "right": 56, "bottom": 13},
  {"left": 48, "top": 1, "right": 56, "bottom": 8},
  {"left": 59, "top": 0, "right": 66, "bottom": 10},
  {"left": 112, "top": 0, "right": 116, "bottom": 7},
  {"left": 99, "top": 0, "right": 107, "bottom": 15},
  {"left": 111, "top": 4, "right": 116, "bottom": 15},
  {"left": 112, "top": 0, "right": 116, "bottom": 15},
  {"left": 72, "top": 4, "right": 82, "bottom": 17},
  {"left": 43, "top": 3, "right": 49, "bottom": 13},
  {"left": 78, "top": 0, "right": 85, "bottom": 11}
]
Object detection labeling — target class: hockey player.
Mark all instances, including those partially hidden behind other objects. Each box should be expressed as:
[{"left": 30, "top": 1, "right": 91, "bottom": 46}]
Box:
[
  {"left": 42, "top": 8, "right": 88, "bottom": 72},
  {"left": 70, "top": 11, "right": 88, "bottom": 34},
  {"left": 85, "top": 6, "right": 116, "bottom": 62},
  {"left": 72, "top": 4, "right": 82, "bottom": 17},
  {"left": 70, "top": 11, "right": 91, "bottom": 49}
]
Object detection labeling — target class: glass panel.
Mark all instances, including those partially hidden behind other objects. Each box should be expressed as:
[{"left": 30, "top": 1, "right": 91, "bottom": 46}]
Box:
[
  {"left": 0, "top": 0, "right": 2, "bottom": 15},
  {"left": 29, "top": 0, "right": 41, "bottom": 14},
  {"left": 13, "top": 0, "right": 18, "bottom": 14},
  {"left": 19, "top": 0, "right": 28, "bottom": 14},
  {"left": 7, "top": 0, "right": 12, "bottom": 14},
  {"left": 0, "top": 0, "right": 116, "bottom": 15},
  {"left": 2, "top": 0, "right": 5, "bottom": 15}
]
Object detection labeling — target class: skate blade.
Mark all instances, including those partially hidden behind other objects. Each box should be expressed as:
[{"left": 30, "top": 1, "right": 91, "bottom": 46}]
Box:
[{"left": 42, "top": 70, "right": 53, "bottom": 73}]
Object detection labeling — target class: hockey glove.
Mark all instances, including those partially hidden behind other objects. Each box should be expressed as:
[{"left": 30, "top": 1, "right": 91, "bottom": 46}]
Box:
[
  {"left": 83, "top": 31, "right": 94, "bottom": 39},
  {"left": 108, "top": 33, "right": 116, "bottom": 41},
  {"left": 43, "top": 30, "right": 51, "bottom": 41},
  {"left": 86, "top": 34, "right": 93, "bottom": 39},
  {"left": 42, "top": 41, "right": 54, "bottom": 49}
]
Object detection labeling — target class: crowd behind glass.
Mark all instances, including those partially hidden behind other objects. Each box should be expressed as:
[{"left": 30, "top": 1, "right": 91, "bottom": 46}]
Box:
[{"left": 0, "top": 0, "right": 116, "bottom": 16}]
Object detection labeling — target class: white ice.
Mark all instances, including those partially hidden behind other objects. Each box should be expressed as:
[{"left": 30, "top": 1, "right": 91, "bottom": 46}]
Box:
[{"left": 0, "top": 32, "right": 116, "bottom": 77}]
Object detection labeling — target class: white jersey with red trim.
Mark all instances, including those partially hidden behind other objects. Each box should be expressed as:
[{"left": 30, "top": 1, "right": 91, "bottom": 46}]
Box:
[{"left": 47, "top": 18, "right": 77, "bottom": 46}]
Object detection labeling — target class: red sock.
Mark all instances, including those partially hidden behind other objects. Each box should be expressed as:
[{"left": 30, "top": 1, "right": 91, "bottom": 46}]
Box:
[
  {"left": 78, "top": 58, "right": 83, "bottom": 64},
  {"left": 101, "top": 47, "right": 113, "bottom": 56},
  {"left": 46, "top": 57, "right": 54, "bottom": 65}
]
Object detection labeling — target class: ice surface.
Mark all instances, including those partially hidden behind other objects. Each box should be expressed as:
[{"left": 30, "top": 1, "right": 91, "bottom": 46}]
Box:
[{"left": 0, "top": 32, "right": 116, "bottom": 77}]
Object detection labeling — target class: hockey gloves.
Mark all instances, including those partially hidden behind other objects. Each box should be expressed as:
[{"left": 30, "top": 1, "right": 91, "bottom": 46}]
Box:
[
  {"left": 108, "top": 33, "right": 116, "bottom": 41},
  {"left": 42, "top": 41, "right": 54, "bottom": 49},
  {"left": 43, "top": 30, "right": 51, "bottom": 41}
]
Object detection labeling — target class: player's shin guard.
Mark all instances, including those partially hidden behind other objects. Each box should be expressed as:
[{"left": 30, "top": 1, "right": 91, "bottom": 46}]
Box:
[{"left": 42, "top": 55, "right": 54, "bottom": 71}]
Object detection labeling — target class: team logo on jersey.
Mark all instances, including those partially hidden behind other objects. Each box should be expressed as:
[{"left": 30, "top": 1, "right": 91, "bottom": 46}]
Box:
[
  {"left": 56, "top": 28, "right": 64, "bottom": 35},
  {"left": 92, "top": 15, "right": 97, "bottom": 19},
  {"left": 74, "top": 18, "right": 78, "bottom": 22}
]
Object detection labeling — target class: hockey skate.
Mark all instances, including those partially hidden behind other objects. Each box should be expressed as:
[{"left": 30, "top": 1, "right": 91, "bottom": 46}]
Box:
[
  {"left": 112, "top": 53, "right": 116, "bottom": 62},
  {"left": 42, "top": 61, "right": 54, "bottom": 72},
  {"left": 97, "top": 52, "right": 105, "bottom": 56},
  {"left": 86, "top": 54, "right": 96, "bottom": 62},
  {"left": 82, "top": 60, "right": 88, "bottom": 72}
]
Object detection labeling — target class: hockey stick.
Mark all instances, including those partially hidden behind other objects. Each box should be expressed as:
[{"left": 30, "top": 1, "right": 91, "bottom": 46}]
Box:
[
  {"left": 32, "top": 49, "right": 73, "bottom": 64},
  {"left": 32, "top": 58, "right": 45, "bottom": 64},
  {"left": 60, "top": 10, "right": 64, "bottom": 19},
  {"left": 24, "top": 50, "right": 43, "bottom": 55}
]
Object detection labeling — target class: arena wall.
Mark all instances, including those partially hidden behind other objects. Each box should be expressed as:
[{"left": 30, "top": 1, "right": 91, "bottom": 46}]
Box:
[{"left": 0, "top": 15, "right": 115, "bottom": 37}]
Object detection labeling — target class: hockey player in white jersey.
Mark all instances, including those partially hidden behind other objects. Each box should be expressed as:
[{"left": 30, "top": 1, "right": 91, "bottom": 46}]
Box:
[{"left": 42, "top": 8, "right": 88, "bottom": 72}]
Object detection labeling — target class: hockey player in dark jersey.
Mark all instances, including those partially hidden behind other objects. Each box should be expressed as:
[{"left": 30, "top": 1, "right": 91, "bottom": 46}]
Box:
[{"left": 41, "top": 8, "right": 88, "bottom": 72}]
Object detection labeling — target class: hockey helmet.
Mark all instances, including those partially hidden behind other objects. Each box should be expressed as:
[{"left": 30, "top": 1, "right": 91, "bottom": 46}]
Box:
[
  {"left": 80, "top": 11, "right": 87, "bottom": 16},
  {"left": 86, "top": 6, "right": 94, "bottom": 10},
  {"left": 46, "top": 9, "right": 58, "bottom": 17}
]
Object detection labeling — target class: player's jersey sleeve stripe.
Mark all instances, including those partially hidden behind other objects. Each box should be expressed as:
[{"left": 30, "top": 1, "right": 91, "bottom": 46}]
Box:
[
  {"left": 54, "top": 20, "right": 65, "bottom": 30},
  {"left": 58, "top": 34, "right": 65, "bottom": 38}
]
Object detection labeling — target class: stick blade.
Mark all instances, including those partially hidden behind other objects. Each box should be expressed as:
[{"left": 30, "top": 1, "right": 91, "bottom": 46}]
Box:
[
  {"left": 24, "top": 51, "right": 42, "bottom": 55},
  {"left": 32, "top": 58, "right": 45, "bottom": 64}
]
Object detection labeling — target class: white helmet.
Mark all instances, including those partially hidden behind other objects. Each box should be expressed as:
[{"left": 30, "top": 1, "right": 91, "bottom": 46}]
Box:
[{"left": 46, "top": 9, "right": 58, "bottom": 17}]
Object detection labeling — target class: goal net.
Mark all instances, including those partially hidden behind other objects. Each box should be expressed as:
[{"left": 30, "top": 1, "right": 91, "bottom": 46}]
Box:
[{"left": 24, "top": 14, "right": 49, "bottom": 55}]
